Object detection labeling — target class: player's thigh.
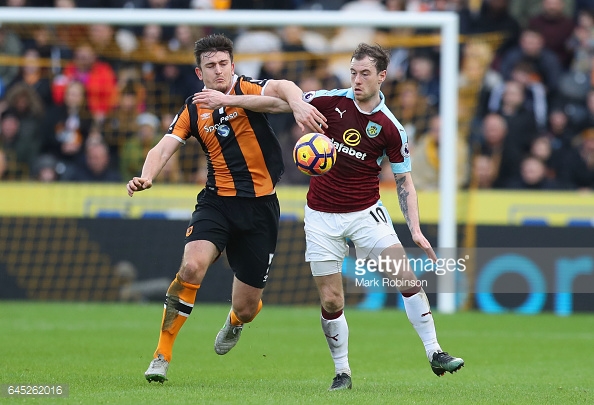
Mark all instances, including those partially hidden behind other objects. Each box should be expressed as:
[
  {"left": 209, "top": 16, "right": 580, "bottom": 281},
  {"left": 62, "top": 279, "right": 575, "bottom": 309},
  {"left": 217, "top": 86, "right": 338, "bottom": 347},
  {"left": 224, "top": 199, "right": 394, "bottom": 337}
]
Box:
[
  {"left": 231, "top": 276, "right": 263, "bottom": 314},
  {"left": 181, "top": 189, "right": 231, "bottom": 282},
  {"left": 226, "top": 196, "right": 280, "bottom": 289},
  {"left": 185, "top": 189, "right": 230, "bottom": 252},
  {"left": 304, "top": 205, "right": 349, "bottom": 263},
  {"left": 348, "top": 202, "right": 400, "bottom": 260}
]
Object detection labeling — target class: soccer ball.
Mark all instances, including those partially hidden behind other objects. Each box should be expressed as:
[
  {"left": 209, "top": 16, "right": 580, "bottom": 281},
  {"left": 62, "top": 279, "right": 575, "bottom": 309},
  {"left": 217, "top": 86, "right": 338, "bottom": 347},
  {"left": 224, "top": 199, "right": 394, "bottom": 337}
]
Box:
[{"left": 293, "top": 133, "right": 337, "bottom": 176}]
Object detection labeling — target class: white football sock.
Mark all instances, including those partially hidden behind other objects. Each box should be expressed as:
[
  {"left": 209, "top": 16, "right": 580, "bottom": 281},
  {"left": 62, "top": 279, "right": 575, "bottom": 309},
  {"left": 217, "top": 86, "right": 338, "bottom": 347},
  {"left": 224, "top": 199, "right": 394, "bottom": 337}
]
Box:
[
  {"left": 403, "top": 289, "right": 442, "bottom": 360},
  {"left": 321, "top": 313, "right": 350, "bottom": 375}
]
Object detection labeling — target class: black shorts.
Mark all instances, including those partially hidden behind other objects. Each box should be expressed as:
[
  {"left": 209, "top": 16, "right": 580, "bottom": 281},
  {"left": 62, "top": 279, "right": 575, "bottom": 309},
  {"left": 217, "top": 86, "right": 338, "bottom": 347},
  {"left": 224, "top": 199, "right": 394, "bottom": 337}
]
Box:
[{"left": 185, "top": 188, "right": 280, "bottom": 289}]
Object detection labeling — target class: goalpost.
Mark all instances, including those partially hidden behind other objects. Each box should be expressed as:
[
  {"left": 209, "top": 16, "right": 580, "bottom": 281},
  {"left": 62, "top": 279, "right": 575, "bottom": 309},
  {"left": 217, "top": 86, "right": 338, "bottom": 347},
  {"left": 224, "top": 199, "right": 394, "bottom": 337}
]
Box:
[{"left": 0, "top": 7, "right": 459, "bottom": 313}]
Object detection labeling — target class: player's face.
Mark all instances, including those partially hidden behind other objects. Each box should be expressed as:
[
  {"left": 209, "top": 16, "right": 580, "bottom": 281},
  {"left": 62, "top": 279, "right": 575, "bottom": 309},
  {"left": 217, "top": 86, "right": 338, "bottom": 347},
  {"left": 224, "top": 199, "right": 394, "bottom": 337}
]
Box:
[
  {"left": 195, "top": 51, "right": 235, "bottom": 93},
  {"left": 350, "top": 56, "right": 386, "bottom": 105}
]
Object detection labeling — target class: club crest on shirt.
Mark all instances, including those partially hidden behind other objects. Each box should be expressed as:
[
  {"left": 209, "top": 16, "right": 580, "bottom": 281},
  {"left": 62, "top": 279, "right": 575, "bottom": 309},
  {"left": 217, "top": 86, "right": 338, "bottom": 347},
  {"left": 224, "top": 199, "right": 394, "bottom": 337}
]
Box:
[
  {"left": 366, "top": 121, "right": 382, "bottom": 138},
  {"left": 217, "top": 124, "right": 230, "bottom": 137}
]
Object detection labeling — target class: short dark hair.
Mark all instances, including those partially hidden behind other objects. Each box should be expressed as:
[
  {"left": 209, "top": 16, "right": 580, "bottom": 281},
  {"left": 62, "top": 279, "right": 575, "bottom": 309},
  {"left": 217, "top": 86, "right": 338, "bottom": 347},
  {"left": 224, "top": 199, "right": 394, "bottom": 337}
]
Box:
[
  {"left": 351, "top": 43, "right": 390, "bottom": 73},
  {"left": 193, "top": 34, "right": 234, "bottom": 67}
]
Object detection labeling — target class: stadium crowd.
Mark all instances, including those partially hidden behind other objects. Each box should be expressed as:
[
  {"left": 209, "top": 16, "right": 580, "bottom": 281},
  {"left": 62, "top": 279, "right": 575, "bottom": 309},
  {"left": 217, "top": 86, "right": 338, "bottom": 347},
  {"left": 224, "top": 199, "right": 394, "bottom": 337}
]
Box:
[{"left": 1, "top": 0, "right": 594, "bottom": 190}]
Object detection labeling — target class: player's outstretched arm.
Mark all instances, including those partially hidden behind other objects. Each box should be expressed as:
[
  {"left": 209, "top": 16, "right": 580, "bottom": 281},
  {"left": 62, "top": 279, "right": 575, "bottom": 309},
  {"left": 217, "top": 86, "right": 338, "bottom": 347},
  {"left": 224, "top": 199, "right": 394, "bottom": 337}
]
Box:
[
  {"left": 127, "top": 136, "right": 181, "bottom": 197},
  {"left": 394, "top": 172, "right": 437, "bottom": 262},
  {"left": 192, "top": 89, "right": 292, "bottom": 113},
  {"left": 264, "top": 79, "right": 327, "bottom": 134}
]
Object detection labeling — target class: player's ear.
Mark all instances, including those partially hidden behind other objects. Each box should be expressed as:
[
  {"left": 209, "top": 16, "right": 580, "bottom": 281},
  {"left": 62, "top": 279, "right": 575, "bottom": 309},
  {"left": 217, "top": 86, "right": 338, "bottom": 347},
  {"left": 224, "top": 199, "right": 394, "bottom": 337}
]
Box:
[
  {"left": 230, "top": 62, "right": 235, "bottom": 75},
  {"left": 378, "top": 69, "right": 387, "bottom": 84},
  {"left": 195, "top": 66, "right": 203, "bottom": 80}
]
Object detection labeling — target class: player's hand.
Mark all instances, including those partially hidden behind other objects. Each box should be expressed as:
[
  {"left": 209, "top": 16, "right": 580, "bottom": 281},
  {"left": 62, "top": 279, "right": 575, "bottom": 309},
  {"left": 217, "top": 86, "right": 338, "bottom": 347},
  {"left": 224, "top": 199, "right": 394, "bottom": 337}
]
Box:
[
  {"left": 192, "top": 89, "right": 226, "bottom": 109},
  {"left": 127, "top": 177, "right": 153, "bottom": 197},
  {"left": 291, "top": 101, "right": 327, "bottom": 134},
  {"left": 412, "top": 231, "right": 437, "bottom": 262}
]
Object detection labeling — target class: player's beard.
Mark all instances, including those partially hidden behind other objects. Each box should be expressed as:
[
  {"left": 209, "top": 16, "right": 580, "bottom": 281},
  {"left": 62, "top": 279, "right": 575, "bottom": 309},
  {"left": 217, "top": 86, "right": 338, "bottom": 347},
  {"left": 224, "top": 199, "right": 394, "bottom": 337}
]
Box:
[{"left": 209, "top": 80, "right": 230, "bottom": 93}]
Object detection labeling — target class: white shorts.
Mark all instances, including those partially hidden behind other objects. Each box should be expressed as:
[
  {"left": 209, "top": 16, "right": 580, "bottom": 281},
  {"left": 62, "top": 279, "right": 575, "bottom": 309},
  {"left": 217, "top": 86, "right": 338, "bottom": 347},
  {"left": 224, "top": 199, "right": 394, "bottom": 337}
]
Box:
[{"left": 304, "top": 201, "right": 401, "bottom": 274}]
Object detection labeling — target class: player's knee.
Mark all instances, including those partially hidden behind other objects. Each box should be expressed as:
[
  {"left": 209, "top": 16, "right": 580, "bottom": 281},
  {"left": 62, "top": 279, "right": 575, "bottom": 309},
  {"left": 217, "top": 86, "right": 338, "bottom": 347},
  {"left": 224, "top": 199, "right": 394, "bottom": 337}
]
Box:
[
  {"left": 178, "top": 260, "right": 208, "bottom": 285},
  {"left": 234, "top": 305, "right": 259, "bottom": 323},
  {"left": 320, "top": 292, "right": 344, "bottom": 313}
]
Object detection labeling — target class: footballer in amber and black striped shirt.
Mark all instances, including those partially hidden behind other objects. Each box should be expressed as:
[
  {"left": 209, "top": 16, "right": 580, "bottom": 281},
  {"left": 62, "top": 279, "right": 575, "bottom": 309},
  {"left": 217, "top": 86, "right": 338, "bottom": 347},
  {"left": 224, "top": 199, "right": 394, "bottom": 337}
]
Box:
[{"left": 130, "top": 33, "right": 326, "bottom": 384}]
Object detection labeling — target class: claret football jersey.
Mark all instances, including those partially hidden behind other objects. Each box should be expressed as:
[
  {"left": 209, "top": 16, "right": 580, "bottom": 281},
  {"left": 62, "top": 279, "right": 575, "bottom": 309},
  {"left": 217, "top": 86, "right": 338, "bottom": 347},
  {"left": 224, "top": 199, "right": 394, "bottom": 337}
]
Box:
[
  {"left": 167, "top": 74, "right": 284, "bottom": 198},
  {"left": 302, "top": 88, "right": 411, "bottom": 213}
]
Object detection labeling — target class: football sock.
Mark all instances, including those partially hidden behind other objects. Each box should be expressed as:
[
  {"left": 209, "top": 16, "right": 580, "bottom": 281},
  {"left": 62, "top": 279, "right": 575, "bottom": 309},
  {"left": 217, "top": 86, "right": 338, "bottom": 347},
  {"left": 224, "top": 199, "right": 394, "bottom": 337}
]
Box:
[
  {"left": 230, "top": 299, "right": 263, "bottom": 325},
  {"left": 154, "top": 273, "right": 199, "bottom": 362},
  {"left": 321, "top": 308, "right": 351, "bottom": 376},
  {"left": 402, "top": 288, "right": 441, "bottom": 360}
]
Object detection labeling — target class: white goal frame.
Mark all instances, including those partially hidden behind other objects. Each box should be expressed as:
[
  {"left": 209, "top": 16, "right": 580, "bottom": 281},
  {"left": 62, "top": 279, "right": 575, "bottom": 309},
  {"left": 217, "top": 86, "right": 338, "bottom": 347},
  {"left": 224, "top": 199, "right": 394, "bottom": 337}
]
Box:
[{"left": 0, "top": 7, "right": 459, "bottom": 313}]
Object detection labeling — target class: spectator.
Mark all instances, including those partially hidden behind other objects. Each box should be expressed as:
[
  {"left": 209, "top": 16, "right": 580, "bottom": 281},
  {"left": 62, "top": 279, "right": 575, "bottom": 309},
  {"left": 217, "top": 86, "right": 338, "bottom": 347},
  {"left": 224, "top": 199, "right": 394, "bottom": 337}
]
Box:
[
  {"left": 386, "top": 80, "right": 437, "bottom": 145},
  {"left": 408, "top": 52, "right": 440, "bottom": 107},
  {"left": 233, "top": 30, "right": 282, "bottom": 79},
  {"left": 86, "top": 24, "right": 124, "bottom": 69},
  {"left": 0, "top": 24, "right": 24, "bottom": 97},
  {"left": 572, "top": 88, "right": 594, "bottom": 132},
  {"left": 0, "top": 148, "right": 7, "bottom": 180},
  {"left": 529, "top": 135, "right": 565, "bottom": 181},
  {"left": 411, "top": 115, "right": 469, "bottom": 190},
  {"left": 32, "top": 153, "right": 59, "bottom": 182},
  {"left": 22, "top": 25, "right": 72, "bottom": 76},
  {"left": 103, "top": 79, "right": 146, "bottom": 163},
  {"left": 54, "top": 0, "right": 89, "bottom": 50},
  {"left": 567, "top": 9, "right": 594, "bottom": 75},
  {"left": 119, "top": 112, "right": 161, "bottom": 180},
  {"left": 168, "top": 24, "right": 204, "bottom": 55},
  {"left": 468, "top": 0, "right": 521, "bottom": 66},
  {"left": 64, "top": 137, "right": 122, "bottom": 182},
  {"left": 528, "top": 0, "right": 576, "bottom": 69},
  {"left": 152, "top": 62, "right": 202, "bottom": 116},
  {"left": 509, "top": 0, "right": 575, "bottom": 28},
  {"left": 475, "top": 112, "right": 523, "bottom": 188},
  {"left": 3, "top": 82, "right": 45, "bottom": 161},
  {"left": 512, "top": 61, "right": 548, "bottom": 128},
  {"left": 575, "top": 0, "right": 594, "bottom": 18},
  {"left": 505, "top": 154, "right": 562, "bottom": 190},
  {"left": 258, "top": 50, "right": 285, "bottom": 80},
  {"left": 41, "top": 81, "right": 94, "bottom": 171},
  {"left": 558, "top": 127, "right": 594, "bottom": 190},
  {"left": 308, "top": 56, "right": 343, "bottom": 89},
  {"left": 131, "top": 24, "right": 168, "bottom": 66},
  {"left": 52, "top": 43, "right": 118, "bottom": 123},
  {"left": 277, "top": 25, "right": 311, "bottom": 82},
  {"left": 8, "top": 48, "right": 53, "bottom": 108},
  {"left": 543, "top": 108, "right": 579, "bottom": 150},
  {"left": 470, "top": 154, "right": 498, "bottom": 189},
  {"left": 0, "top": 110, "right": 35, "bottom": 177},
  {"left": 499, "top": 28, "right": 563, "bottom": 95},
  {"left": 487, "top": 80, "right": 539, "bottom": 153}
]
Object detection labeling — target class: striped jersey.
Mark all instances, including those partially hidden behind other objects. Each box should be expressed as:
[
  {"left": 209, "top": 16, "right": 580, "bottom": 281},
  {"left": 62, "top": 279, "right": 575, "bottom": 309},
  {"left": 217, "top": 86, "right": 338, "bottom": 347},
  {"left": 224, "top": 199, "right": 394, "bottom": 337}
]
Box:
[
  {"left": 302, "top": 88, "right": 411, "bottom": 213},
  {"left": 167, "top": 75, "right": 284, "bottom": 197}
]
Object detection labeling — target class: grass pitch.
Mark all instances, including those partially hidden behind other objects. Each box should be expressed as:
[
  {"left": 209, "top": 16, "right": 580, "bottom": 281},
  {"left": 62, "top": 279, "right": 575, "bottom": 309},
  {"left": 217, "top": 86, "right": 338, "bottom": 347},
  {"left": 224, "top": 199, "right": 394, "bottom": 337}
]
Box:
[{"left": 1, "top": 302, "right": 593, "bottom": 404}]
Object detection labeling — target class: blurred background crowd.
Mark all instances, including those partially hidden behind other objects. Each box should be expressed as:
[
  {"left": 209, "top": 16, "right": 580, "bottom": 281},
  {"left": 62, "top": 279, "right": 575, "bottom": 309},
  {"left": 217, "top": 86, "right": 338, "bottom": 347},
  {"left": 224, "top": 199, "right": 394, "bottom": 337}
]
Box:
[{"left": 1, "top": 0, "right": 594, "bottom": 191}]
